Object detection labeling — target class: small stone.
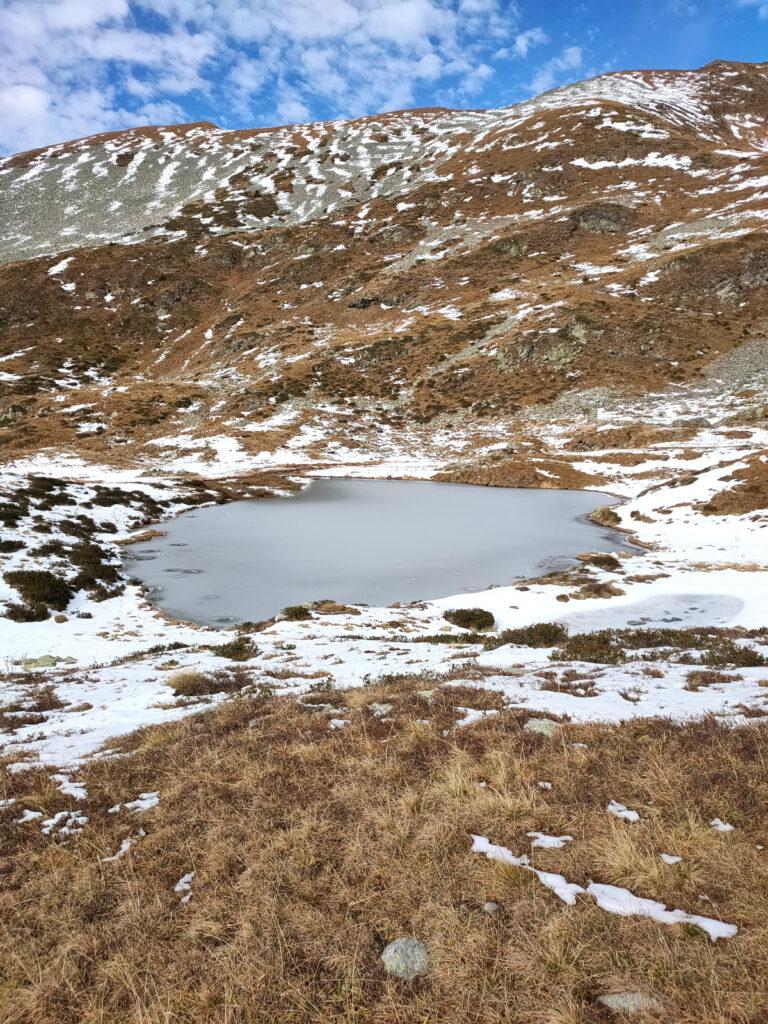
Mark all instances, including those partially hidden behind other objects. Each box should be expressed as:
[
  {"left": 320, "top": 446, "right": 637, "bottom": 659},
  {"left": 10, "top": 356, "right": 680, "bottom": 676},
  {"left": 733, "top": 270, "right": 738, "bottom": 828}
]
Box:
[
  {"left": 597, "top": 991, "right": 663, "bottom": 1015},
  {"left": 523, "top": 718, "right": 560, "bottom": 738},
  {"left": 368, "top": 702, "right": 394, "bottom": 718},
  {"left": 381, "top": 937, "right": 428, "bottom": 980},
  {"left": 481, "top": 901, "right": 500, "bottom": 915},
  {"left": 54, "top": 614, "right": 68, "bottom": 624}
]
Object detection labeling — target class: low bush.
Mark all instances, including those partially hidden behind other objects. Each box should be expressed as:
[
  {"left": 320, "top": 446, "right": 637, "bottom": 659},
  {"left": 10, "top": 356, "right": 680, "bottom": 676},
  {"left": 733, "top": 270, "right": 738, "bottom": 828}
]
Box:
[
  {"left": 281, "top": 605, "right": 312, "bottom": 621},
  {"left": 169, "top": 668, "right": 255, "bottom": 697},
  {"left": 585, "top": 553, "right": 621, "bottom": 570},
  {"left": 551, "top": 630, "right": 626, "bottom": 665},
  {"left": 30, "top": 540, "right": 69, "bottom": 558},
  {"left": 491, "top": 622, "right": 568, "bottom": 648},
  {"left": 413, "top": 632, "right": 484, "bottom": 646},
  {"left": 4, "top": 570, "right": 73, "bottom": 611},
  {"left": 617, "top": 627, "right": 709, "bottom": 650},
  {"left": 0, "top": 503, "right": 24, "bottom": 526},
  {"left": 70, "top": 541, "right": 120, "bottom": 590},
  {"left": 702, "top": 640, "right": 767, "bottom": 669},
  {"left": 119, "top": 641, "right": 188, "bottom": 664},
  {"left": 685, "top": 669, "right": 741, "bottom": 692},
  {"left": 4, "top": 601, "right": 49, "bottom": 622},
  {"left": 444, "top": 608, "right": 495, "bottom": 631},
  {"left": 208, "top": 636, "right": 257, "bottom": 661},
  {"left": 0, "top": 539, "right": 24, "bottom": 553},
  {"left": 24, "top": 476, "right": 62, "bottom": 496}
]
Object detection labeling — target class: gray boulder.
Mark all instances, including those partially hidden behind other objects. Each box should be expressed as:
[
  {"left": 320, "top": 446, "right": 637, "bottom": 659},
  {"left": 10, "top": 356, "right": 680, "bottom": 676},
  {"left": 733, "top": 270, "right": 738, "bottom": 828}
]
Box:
[
  {"left": 380, "top": 937, "right": 428, "bottom": 980},
  {"left": 523, "top": 718, "right": 561, "bottom": 738},
  {"left": 597, "top": 991, "right": 663, "bottom": 1014}
]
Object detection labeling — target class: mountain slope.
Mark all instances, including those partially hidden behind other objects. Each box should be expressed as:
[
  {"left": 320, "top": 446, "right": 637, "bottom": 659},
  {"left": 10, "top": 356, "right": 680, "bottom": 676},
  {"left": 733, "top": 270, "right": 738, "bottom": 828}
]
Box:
[{"left": 1, "top": 60, "right": 767, "bottom": 465}]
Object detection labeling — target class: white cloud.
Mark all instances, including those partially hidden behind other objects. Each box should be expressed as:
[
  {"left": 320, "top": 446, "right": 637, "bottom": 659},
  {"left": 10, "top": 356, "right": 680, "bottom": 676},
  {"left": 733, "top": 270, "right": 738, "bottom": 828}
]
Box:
[
  {"left": 735, "top": 0, "right": 768, "bottom": 16},
  {"left": 276, "top": 85, "right": 311, "bottom": 123},
  {"left": 0, "top": 0, "right": 527, "bottom": 155},
  {"left": 529, "top": 44, "right": 583, "bottom": 94},
  {"left": 513, "top": 26, "right": 547, "bottom": 58},
  {"left": 458, "top": 61, "right": 493, "bottom": 95},
  {"left": 368, "top": 0, "right": 455, "bottom": 45}
]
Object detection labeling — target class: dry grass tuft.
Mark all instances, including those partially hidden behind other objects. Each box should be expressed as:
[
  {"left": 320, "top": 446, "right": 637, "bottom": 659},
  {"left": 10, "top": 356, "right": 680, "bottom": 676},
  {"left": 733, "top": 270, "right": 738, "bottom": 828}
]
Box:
[{"left": 166, "top": 669, "right": 217, "bottom": 697}]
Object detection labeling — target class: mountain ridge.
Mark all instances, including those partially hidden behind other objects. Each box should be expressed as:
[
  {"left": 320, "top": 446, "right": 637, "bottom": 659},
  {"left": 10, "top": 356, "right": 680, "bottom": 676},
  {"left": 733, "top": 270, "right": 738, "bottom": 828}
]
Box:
[{"left": 0, "top": 57, "right": 767, "bottom": 471}]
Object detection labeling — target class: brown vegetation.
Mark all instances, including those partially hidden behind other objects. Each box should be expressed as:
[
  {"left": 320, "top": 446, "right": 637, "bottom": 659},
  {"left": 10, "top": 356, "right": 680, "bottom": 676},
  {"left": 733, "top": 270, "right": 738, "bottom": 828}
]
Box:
[{"left": 1, "top": 678, "right": 767, "bottom": 1022}]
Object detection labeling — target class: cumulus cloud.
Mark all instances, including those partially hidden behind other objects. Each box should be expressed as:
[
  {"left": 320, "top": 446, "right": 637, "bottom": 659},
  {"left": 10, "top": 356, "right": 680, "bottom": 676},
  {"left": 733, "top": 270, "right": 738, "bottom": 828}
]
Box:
[
  {"left": 529, "top": 45, "right": 583, "bottom": 94},
  {"left": 0, "top": 0, "right": 536, "bottom": 154},
  {"left": 513, "top": 27, "right": 548, "bottom": 57}
]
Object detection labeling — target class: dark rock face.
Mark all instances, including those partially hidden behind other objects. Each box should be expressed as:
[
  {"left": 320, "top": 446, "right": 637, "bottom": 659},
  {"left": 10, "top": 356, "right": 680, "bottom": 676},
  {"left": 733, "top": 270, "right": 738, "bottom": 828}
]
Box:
[{"left": 572, "top": 202, "right": 634, "bottom": 234}]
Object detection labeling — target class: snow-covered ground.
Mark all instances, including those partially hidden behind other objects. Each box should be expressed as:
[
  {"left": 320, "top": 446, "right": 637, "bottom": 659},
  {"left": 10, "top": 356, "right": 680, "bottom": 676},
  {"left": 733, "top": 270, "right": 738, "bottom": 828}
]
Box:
[{"left": 1, "top": 376, "right": 767, "bottom": 771}]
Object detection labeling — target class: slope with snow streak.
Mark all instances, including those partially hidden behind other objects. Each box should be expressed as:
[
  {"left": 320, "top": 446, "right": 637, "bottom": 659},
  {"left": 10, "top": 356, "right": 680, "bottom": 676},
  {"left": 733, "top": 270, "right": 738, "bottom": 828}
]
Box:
[{"left": 1, "top": 60, "right": 766, "bottom": 265}]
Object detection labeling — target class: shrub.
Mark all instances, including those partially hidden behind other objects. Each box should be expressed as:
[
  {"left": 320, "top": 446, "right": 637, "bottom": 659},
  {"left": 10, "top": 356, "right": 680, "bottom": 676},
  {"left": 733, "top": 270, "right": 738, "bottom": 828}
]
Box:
[
  {"left": 208, "top": 636, "right": 257, "bottom": 661},
  {"left": 70, "top": 541, "right": 120, "bottom": 589},
  {"left": 590, "top": 506, "right": 620, "bottom": 527},
  {"left": 0, "top": 503, "right": 24, "bottom": 526},
  {"left": 24, "top": 476, "right": 61, "bottom": 496},
  {"left": 4, "top": 570, "right": 73, "bottom": 611},
  {"left": 0, "top": 540, "right": 24, "bottom": 554},
  {"left": 551, "top": 630, "right": 626, "bottom": 665},
  {"left": 703, "top": 640, "right": 767, "bottom": 669},
  {"left": 586, "top": 553, "right": 621, "bottom": 571},
  {"left": 575, "top": 581, "right": 625, "bottom": 599},
  {"left": 4, "top": 601, "right": 48, "bottom": 622},
  {"left": 618, "top": 627, "right": 706, "bottom": 650},
  {"left": 685, "top": 670, "right": 741, "bottom": 692},
  {"left": 281, "top": 605, "right": 312, "bottom": 621},
  {"left": 444, "top": 608, "right": 495, "bottom": 631},
  {"left": 30, "top": 540, "right": 69, "bottom": 558},
  {"left": 413, "top": 632, "right": 484, "bottom": 646},
  {"left": 491, "top": 622, "right": 568, "bottom": 648}
]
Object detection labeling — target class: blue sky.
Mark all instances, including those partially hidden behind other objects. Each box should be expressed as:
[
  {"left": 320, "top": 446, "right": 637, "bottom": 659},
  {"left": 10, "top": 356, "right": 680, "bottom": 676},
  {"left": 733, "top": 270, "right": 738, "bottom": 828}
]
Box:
[{"left": 0, "top": 0, "right": 766, "bottom": 154}]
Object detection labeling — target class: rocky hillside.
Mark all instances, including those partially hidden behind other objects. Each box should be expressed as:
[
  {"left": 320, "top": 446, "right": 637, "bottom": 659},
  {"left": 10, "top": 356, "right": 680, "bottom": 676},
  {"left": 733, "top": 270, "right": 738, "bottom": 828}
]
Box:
[{"left": 0, "top": 59, "right": 767, "bottom": 467}]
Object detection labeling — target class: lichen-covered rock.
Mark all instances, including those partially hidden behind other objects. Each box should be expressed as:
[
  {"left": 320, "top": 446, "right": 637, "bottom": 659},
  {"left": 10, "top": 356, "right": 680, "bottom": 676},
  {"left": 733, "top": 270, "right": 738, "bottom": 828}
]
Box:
[
  {"left": 380, "top": 937, "right": 428, "bottom": 980},
  {"left": 597, "top": 991, "right": 664, "bottom": 1014},
  {"left": 523, "top": 718, "right": 561, "bottom": 738}
]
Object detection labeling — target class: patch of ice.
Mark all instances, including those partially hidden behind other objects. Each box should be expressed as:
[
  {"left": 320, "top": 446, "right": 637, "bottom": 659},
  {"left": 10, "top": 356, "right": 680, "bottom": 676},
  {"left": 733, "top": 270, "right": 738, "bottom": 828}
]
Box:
[
  {"left": 607, "top": 800, "right": 641, "bottom": 823},
  {"left": 710, "top": 818, "right": 735, "bottom": 833},
  {"left": 174, "top": 870, "right": 195, "bottom": 903},
  {"left": 109, "top": 792, "right": 160, "bottom": 814},
  {"left": 527, "top": 831, "right": 573, "bottom": 849}
]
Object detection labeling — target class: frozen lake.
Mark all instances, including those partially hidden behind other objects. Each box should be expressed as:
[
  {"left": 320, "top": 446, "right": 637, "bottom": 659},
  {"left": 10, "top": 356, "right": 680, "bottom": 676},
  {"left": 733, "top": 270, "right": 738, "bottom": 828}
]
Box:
[{"left": 127, "top": 479, "right": 631, "bottom": 625}]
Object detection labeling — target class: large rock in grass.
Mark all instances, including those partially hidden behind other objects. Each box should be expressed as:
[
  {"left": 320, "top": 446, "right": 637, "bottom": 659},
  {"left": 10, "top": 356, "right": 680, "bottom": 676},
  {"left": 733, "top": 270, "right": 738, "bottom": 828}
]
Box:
[
  {"left": 380, "top": 937, "right": 428, "bottom": 980},
  {"left": 523, "top": 718, "right": 561, "bottom": 738},
  {"left": 597, "top": 991, "right": 664, "bottom": 1014}
]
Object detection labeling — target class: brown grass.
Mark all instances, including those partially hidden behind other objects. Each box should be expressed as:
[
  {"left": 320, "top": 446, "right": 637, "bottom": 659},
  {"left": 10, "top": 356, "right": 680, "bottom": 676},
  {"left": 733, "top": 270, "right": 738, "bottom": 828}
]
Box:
[{"left": 1, "top": 678, "right": 767, "bottom": 1023}]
